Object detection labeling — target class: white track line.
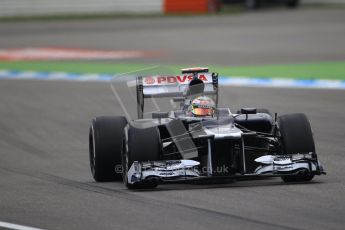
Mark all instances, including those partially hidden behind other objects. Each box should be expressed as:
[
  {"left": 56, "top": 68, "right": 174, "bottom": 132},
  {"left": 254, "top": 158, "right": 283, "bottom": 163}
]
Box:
[{"left": 0, "top": 221, "right": 46, "bottom": 230}]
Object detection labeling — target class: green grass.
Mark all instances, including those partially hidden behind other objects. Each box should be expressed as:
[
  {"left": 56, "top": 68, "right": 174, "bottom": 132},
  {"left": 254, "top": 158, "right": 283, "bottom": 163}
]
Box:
[{"left": 0, "top": 61, "right": 345, "bottom": 80}]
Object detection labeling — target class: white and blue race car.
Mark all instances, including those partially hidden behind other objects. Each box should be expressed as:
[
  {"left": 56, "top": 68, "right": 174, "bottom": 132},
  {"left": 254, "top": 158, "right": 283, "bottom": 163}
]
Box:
[{"left": 89, "top": 67, "right": 325, "bottom": 189}]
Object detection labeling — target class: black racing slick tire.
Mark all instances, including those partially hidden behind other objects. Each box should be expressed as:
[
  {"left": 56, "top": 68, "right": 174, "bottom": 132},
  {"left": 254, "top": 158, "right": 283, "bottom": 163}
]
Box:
[
  {"left": 122, "top": 125, "right": 161, "bottom": 189},
  {"left": 278, "top": 113, "right": 315, "bottom": 155},
  {"left": 89, "top": 116, "right": 127, "bottom": 182},
  {"left": 278, "top": 113, "right": 315, "bottom": 182}
]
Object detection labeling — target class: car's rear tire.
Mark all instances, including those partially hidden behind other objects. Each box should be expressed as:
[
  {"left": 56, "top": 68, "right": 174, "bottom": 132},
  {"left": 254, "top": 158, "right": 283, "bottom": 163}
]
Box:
[
  {"left": 123, "top": 125, "right": 161, "bottom": 189},
  {"left": 89, "top": 116, "right": 127, "bottom": 182},
  {"left": 278, "top": 113, "right": 315, "bottom": 182}
]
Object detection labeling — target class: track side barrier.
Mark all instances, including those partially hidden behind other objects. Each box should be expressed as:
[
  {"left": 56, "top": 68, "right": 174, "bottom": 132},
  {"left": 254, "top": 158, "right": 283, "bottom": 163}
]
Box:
[{"left": 164, "top": 0, "right": 221, "bottom": 14}]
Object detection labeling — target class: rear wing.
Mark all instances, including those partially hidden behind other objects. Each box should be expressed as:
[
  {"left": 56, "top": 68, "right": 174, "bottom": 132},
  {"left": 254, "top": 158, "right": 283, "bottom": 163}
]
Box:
[{"left": 136, "top": 72, "right": 218, "bottom": 119}]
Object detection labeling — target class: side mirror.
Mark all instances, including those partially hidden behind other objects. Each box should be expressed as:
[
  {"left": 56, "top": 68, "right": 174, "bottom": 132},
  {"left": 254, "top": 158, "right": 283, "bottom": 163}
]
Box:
[
  {"left": 241, "top": 108, "right": 257, "bottom": 114},
  {"left": 241, "top": 108, "right": 257, "bottom": 120}
]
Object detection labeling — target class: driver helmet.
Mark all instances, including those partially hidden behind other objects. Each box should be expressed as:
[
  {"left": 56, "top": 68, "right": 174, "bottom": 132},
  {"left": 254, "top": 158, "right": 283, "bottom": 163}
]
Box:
[{"left": 190, "top": 96, "right": 215, "bottom": 117}]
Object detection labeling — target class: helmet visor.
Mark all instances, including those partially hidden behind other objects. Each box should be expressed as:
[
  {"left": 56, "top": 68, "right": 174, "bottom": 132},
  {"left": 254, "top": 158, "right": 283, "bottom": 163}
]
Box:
[{"left": 192, "top": 108, "right": 213, "bottom": 116}]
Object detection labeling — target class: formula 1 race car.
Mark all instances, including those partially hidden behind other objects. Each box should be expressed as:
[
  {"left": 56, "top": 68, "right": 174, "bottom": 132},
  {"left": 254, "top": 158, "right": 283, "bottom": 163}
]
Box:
[{"left": 89, "top": 67, "right": 325, "bottom": 189}]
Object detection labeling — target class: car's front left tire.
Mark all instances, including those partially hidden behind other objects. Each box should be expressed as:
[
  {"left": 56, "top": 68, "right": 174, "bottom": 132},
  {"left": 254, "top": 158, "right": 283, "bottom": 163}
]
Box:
[{"left": 89, "top": 116, "right": 127, "bottom": 182}]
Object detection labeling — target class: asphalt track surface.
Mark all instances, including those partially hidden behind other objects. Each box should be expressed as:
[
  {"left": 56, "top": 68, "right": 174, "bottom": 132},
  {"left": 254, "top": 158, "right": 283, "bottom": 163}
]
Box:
[
  {"left": 1, "top": 7, "right": 345, "bottom": 230},
  {"left": 1, "top": 8, "right": 345, "bottom": 65}
]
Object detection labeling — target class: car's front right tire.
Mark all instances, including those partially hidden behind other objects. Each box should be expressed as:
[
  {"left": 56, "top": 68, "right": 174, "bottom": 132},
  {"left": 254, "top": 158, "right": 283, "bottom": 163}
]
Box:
[
  {"left": 122, "top": 125, "right": 161, "bottom": 189},
  {"left": 278, "top": 113, "right": 315, "bottom": 182},
  {"left": 89, "top": 116, "right": 127, "bottom": 182}
]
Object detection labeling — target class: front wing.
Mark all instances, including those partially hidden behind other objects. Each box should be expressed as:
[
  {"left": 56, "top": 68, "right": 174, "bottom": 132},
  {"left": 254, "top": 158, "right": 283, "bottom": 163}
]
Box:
[{"left": 127, "top": 155, "right": 325, "bottom": 185}]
